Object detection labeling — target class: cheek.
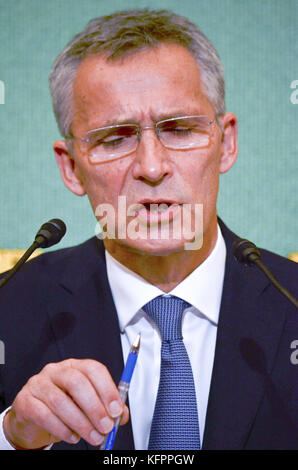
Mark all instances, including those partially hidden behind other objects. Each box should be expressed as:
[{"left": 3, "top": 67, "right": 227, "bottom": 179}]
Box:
[
  {"left": 182, "top": 147, "right": 220, "bottom": 196},
  {"left": 77, "top": 160, "right": 128, "bottom": 207}
]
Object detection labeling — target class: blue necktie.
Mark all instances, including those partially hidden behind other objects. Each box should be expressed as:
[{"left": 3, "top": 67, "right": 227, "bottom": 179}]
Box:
[{"left": 143, "top": 295, "right": 200, "bottom": 450}]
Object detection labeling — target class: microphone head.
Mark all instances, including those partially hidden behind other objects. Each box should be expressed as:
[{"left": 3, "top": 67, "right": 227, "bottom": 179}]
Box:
[
  {"left": 35, "top": 219, "right": 66, "bottom": 248},
  {"left": 232, "top": 238, "right": 261, "bottom": 266}
]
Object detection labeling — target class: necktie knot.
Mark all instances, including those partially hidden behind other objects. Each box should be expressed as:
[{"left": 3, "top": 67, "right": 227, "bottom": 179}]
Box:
[{"left": 143, "top": 295, "right": 190, "bottom": 341}]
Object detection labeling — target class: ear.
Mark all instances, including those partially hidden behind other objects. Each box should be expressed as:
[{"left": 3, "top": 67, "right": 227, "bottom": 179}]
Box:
[
  {"left": 218, "top": 112, "right": 238, "bottom": 174},
  {"left": 53, "top": 140, "right": 86, "bottom": 196}
]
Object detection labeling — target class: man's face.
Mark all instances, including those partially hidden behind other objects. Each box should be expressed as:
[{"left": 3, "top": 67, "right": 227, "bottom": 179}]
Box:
[{"left": 54, "top": 44, "right": 237, "bottom": 255}]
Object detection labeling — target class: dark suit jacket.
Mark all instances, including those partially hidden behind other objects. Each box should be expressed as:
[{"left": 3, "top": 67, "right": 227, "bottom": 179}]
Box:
[{"left": 0, "top": 219, "right": 297, "bottom": 450}]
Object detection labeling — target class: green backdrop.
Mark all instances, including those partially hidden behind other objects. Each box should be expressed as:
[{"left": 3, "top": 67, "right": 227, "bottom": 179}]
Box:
[{"left": 0, "top": 0, "right": 297, "bottom": 257}]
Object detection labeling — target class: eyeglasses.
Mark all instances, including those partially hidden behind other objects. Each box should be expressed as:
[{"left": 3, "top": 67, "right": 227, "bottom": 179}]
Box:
[{"left": 66, "top": 115, "right": 216, "bottom": 164}]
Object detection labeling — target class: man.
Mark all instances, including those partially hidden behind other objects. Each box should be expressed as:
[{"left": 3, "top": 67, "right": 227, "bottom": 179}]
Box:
[{"left": 0, "top": 9, "right": 297, "bottom": 450}]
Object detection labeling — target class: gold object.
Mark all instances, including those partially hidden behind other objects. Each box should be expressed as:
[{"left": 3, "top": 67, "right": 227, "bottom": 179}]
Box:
[
  {"left": 0, "top": 249, "right": 42, "bottom": 274},
  {"left": 288, "top": 253, "right": 298, "bottom": 263}
]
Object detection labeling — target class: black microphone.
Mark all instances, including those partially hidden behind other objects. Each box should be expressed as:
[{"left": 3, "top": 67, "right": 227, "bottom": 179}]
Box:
[
  {"left": 34, "top": 219, "right": 66, "bottom": 248},
  {"left": 0, "top": 219, "right": 66, "bottom": 289},
  {"left": 233, "top": 238, "right": 298, "bottom": 309}
]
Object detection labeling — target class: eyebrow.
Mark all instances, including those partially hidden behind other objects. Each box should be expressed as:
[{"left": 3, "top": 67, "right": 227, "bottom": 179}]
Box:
[
  {"left": 91, "top": 110, "right": 203, "bottom": 129},
  {"left": 151, "top": 110, "right": 202, "bottom": 122},
  {"left": 91, "top": 118, "right": 139, "bottom": 129}
]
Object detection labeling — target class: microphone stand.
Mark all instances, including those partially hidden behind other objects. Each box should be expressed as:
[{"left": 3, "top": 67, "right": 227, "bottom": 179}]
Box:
[
  {"left": 252, "top": 257, "right": 298, "bottom": 309},
  {"left": 0, "top": 240, "right": 41, "bottom": 289},
  {"left": 233, "top": 238, "right": 298, "bottom": 309}
]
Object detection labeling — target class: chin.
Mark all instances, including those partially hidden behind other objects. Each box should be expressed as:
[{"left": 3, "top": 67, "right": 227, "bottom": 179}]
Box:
[{"left": 118, "top": 236, "right": 194, "bottom": 256}]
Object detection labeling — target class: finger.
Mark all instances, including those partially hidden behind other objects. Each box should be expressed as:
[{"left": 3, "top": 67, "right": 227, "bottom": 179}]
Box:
[
  {"left": 69, "top": 359, "right": 127, "bottom": 419},
  {"left": 16, "top": 396, "right": 81, "bottom": 446},
  {"left": 119, "top": 404, "right": 129, "bottom": 425},
  {"left": 30, "top": 376, "right": 105, "bottom": 446},
  {"left": 50, "top": 366, "right": 115, "bottom": 436}
]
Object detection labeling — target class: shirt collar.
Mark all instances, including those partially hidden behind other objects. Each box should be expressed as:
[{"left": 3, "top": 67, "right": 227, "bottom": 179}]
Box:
[{"left": 105, "top": 224, "right": 226, "bottom": 332}]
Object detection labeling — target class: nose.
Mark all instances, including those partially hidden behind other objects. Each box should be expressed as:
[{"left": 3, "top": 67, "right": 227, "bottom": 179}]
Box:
[{"left": 131, "top": 128, "right": 172, "bottom": 183}]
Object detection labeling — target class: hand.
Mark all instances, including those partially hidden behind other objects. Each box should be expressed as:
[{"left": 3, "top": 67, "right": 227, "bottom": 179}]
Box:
[{"left": 3, "top": 358, "right": 129, "bottom": 449}]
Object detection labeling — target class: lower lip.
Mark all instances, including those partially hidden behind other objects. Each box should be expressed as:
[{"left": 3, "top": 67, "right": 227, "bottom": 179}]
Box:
[{"left": 135, "top": 204, "right": 181, "bottom": 224}]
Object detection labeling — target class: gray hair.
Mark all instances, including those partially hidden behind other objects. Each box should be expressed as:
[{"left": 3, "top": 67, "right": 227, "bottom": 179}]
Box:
[{"left": 49, "top": 9, "right": 225, "bottom": 138}]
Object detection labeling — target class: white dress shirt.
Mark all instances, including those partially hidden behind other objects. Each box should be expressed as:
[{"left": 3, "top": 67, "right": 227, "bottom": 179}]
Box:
[{"left": 0, "top": 224, "right": 226, "bottom": 449}]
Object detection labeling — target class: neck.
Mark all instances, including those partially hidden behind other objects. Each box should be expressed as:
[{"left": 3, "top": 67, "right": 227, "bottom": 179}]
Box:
[{"left": 104, "top": 220, "right": 218, "bottom": 293}]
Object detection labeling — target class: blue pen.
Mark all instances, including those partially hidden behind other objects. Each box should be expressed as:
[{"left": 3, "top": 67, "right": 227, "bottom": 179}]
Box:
[{"left": 100, "top": 333, "right": 141, "bottom": 450}]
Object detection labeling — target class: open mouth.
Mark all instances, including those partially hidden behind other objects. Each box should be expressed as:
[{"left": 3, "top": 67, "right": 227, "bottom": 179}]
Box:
[
  {"left": 142, "top": 202, "right": 172, "bottom": 212},
  {"left": 134, "top": 201, "right": 181, "bottom": 224}
]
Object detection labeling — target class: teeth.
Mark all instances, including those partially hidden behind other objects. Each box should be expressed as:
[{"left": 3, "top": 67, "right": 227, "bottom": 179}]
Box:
[{"left": 149, "top": 203, "right": 169, "bottom": 212}]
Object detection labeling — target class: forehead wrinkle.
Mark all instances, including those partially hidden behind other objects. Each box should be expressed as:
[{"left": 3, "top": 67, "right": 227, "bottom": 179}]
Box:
[
  {"left": 72, "top": 45, "right": 213, "bottom": 133},
  {"left": 73, "top": 95, "right": 211, "bottom": 133},
  {"left": 85, "top": 99, "right": 211, "bottom": 129},
  {"left": 77, "top": 108, "right": 213, "bottom": 133}
]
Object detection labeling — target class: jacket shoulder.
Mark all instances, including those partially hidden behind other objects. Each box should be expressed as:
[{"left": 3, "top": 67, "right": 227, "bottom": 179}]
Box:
[{"left": 0, "top": 237, "right": 105, "bottom": 296}]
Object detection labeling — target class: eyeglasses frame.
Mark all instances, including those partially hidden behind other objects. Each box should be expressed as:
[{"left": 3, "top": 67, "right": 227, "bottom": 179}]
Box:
[{"left": 65, "top": 114, "right": 220, "bottom": 161}]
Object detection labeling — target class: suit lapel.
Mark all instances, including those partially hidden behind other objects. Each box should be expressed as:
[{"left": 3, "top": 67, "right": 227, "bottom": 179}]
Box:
[
  {"left": 46, "top": 238, "right": 134, "bottom": 450},
  {"left": 202, "top": 220, "right": 288, "bottom": 449}
]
